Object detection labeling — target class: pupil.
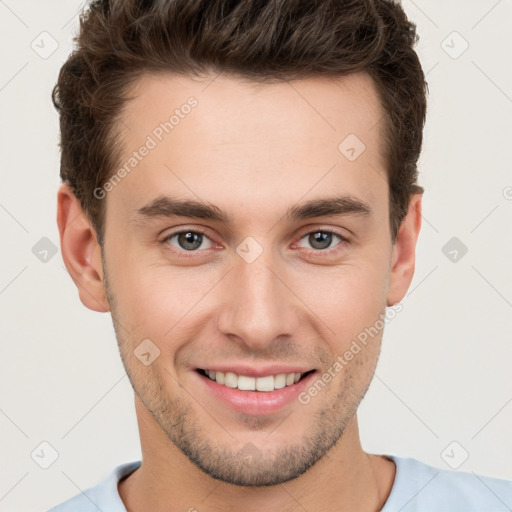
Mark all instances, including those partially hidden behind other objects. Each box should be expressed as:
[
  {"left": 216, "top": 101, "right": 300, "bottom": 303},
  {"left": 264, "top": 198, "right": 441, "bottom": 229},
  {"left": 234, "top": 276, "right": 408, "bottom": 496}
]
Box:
[
  {"left": 310, "top": 232, "right": 331, "bottom": 250},
  {"left": 179, "top": 232, "right": 202, "bottom": 250}
]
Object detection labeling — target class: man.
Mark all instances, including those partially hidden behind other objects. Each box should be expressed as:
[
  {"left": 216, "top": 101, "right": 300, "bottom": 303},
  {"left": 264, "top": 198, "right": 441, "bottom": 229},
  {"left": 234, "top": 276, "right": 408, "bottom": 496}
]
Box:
[{"left": 48, "top": 0, "right": 512, "bottom": 510}]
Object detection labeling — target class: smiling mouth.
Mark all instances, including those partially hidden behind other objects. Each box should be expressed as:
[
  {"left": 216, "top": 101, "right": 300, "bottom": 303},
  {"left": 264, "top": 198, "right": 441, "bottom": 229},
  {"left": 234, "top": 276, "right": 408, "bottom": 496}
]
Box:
[{"left": 196, "top": 368, "right": 316, "bottom": 392}]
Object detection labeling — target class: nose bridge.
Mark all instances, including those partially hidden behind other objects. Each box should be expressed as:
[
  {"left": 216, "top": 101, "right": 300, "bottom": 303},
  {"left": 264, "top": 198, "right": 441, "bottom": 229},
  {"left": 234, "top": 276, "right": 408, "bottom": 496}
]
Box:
[{"left": 217, "top": 246, "right": 297, "bottom": 350}]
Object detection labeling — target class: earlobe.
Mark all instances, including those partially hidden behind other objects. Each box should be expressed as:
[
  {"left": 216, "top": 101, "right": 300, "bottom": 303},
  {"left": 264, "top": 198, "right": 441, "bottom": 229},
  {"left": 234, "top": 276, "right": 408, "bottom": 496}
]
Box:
[
  {"left": 386, "top": 193, "right": 423, "bottom": 307},
  {"left": 57, "top": 184, "right": 110, "bottom": 313}
]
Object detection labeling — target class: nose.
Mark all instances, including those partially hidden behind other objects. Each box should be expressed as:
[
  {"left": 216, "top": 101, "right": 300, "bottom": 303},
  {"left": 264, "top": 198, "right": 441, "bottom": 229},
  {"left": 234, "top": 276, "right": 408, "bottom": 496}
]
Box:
[{"left": 216, "top": 249, "right": 300, "bottom": 352}]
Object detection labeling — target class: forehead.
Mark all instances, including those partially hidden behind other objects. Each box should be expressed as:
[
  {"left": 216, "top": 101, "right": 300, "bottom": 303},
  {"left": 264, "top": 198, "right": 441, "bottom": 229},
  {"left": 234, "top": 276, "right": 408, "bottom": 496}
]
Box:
[
  {"left": 121, "top": 71, "right": 384, "bottom": 144},
  {"left": 109, "top": 71, "right": 387, "bottom": 226}
]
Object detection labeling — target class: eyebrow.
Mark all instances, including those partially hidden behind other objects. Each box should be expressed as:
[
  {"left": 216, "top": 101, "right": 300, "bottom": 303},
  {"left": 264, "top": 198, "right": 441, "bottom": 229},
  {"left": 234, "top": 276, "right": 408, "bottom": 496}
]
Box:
[{"left": 131, "top": 194, "right": 371, "bottom": 225}]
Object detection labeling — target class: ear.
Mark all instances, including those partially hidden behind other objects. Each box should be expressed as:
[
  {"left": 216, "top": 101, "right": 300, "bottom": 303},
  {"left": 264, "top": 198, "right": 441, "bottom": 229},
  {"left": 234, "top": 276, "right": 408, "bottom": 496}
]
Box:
[
  {"left": 57, "top": 183, "right": 110, "bottom": 312},
  {"left": 387, "top": 193, "right": 422, "bottom": 306}
]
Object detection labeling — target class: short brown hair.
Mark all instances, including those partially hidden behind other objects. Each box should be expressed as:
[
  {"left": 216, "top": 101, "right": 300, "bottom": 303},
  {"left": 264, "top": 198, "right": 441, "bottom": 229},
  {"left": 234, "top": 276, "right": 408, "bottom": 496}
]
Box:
[{"left": 53, "top": 0, "right": 427, "bottom": 247}]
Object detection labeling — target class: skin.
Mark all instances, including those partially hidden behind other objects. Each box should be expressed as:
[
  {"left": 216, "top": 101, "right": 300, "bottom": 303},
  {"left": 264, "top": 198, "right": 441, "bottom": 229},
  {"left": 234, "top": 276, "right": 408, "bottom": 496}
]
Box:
[{"left": 57, "top": 71, "right": 422, "bottom": 511}]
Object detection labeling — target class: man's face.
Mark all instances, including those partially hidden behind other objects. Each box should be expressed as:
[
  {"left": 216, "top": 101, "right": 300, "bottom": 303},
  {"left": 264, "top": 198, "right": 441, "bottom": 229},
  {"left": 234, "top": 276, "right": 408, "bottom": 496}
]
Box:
[{"left": 101, "top": 71, "right": 395, "bottom": 485}]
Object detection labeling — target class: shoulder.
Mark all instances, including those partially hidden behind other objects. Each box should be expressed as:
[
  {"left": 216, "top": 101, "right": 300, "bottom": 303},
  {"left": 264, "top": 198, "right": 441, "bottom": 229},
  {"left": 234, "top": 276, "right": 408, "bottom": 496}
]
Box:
[
  {"left": 44, "top": 460, "right": 141, "bottom": 512},
  {"left": 382, "top": 454, "right": 512, "bottom": 512}
]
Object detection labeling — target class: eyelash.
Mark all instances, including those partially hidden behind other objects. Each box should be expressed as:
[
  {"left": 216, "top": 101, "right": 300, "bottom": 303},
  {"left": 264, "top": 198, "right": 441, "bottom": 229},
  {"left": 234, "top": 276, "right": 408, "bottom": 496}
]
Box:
[{"left": 159, "top": 228, "right": 350, "bottom": 257}]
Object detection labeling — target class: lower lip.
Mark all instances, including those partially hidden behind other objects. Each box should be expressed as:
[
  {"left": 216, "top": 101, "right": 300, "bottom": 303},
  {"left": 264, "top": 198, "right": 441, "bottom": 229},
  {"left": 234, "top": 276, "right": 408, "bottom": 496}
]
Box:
[{"left": 194, "top": 370, "right": 317, "bottom": 416}]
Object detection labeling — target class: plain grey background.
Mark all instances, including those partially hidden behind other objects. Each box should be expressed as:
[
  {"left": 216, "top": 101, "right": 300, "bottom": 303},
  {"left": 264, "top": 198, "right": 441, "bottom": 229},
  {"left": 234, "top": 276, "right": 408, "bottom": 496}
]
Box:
[{"left": 0, "top": 1, "right": 511, "bottom": 510}]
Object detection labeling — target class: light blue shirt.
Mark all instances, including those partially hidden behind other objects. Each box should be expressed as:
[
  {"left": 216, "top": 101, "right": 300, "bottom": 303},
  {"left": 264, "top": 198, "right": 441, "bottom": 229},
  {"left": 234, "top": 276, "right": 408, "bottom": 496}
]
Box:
[{"left": 45, "top": 455, "right": 512, "bottom": 511}]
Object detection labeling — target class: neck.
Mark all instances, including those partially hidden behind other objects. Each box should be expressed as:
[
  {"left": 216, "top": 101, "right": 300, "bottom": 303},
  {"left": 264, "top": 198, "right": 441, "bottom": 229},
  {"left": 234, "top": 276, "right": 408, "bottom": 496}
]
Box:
[{"left": 118, "top": 397, "right": 396, "bottom": 512}]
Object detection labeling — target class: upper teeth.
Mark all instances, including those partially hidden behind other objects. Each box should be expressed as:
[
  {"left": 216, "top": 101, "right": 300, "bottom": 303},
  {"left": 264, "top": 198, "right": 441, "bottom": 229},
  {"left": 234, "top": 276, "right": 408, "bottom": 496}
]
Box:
[{"left": 204, "top": 370, "right": 302, "bottom": 392}]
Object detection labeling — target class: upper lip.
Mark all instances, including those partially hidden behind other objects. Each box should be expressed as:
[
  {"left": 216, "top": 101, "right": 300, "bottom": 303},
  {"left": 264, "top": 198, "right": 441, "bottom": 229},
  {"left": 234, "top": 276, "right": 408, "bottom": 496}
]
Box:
[{"left": 195, "top": 365, "right": 315, "bottom": 378}]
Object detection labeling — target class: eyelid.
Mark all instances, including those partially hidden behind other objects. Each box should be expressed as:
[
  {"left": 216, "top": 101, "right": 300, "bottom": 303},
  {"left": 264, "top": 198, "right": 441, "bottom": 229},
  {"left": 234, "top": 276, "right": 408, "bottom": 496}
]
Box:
[
  {"left": 160, "top": 226, "right": 214, "bottom": 241},
  {"left": 295, "top": 225, "right": 351, "bottom": 241}
]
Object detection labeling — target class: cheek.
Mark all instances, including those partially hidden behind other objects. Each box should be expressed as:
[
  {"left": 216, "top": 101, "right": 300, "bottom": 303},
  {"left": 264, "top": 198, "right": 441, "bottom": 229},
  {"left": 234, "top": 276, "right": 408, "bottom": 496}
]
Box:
[
  {"left": 108, "top": 258, "right": 220, "bottom": 343},
  {"left": 292, "top": 260, "right": 389, "bottom": 327}
]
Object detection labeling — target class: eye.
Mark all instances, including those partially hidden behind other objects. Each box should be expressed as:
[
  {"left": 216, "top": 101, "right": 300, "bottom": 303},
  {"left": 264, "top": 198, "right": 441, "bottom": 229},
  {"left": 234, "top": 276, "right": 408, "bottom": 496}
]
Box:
[
  {"left": 162, "top": 230, "right": 214, "bottom": 252},
  {"left": 296, "top": 230, "right": 349, "bottom": 252},
  {"left": 160, "top": 228, "right": 349, "bottom": 257}
]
